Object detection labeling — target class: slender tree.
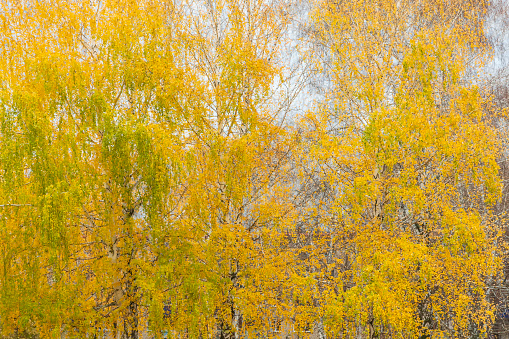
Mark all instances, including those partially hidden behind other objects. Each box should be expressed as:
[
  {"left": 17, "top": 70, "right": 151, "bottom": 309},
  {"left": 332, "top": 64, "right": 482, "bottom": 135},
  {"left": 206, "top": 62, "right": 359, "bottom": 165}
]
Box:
[
  {"left": 297, "top": 0, "right": 503, "bottom": 337},
  {"left": 0, "top": 0, "right": 299, "bottom": 337}
]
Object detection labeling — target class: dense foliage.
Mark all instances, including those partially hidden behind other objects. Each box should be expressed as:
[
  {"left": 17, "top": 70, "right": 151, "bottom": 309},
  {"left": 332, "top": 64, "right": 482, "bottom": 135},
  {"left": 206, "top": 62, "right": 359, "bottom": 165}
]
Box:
[{"left": 0, "top": 0, "right": 506, "bottom": 338}]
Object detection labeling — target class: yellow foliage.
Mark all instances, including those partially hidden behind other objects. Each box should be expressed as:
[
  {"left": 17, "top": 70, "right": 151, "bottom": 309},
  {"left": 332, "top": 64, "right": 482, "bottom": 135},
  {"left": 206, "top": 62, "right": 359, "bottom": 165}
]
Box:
[{"left": 0, "top": 0, "right": 505, "bottom": 338}]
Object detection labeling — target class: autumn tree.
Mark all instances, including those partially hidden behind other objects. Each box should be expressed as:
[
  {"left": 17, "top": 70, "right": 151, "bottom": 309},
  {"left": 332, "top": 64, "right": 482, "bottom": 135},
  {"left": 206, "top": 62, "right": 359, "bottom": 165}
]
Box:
[
  {"left": 295, "top": 0, "right": 504, "bottom": 337},
  {"left": 0, "top": 0, "right": 302, "bottom": 338}
]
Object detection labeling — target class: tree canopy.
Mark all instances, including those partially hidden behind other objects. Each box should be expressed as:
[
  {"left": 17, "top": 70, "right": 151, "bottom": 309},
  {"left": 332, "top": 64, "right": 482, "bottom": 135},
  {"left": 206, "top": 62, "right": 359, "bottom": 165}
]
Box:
[{"left": 0, "top": 0, "right": 506, "bottom": 338}]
